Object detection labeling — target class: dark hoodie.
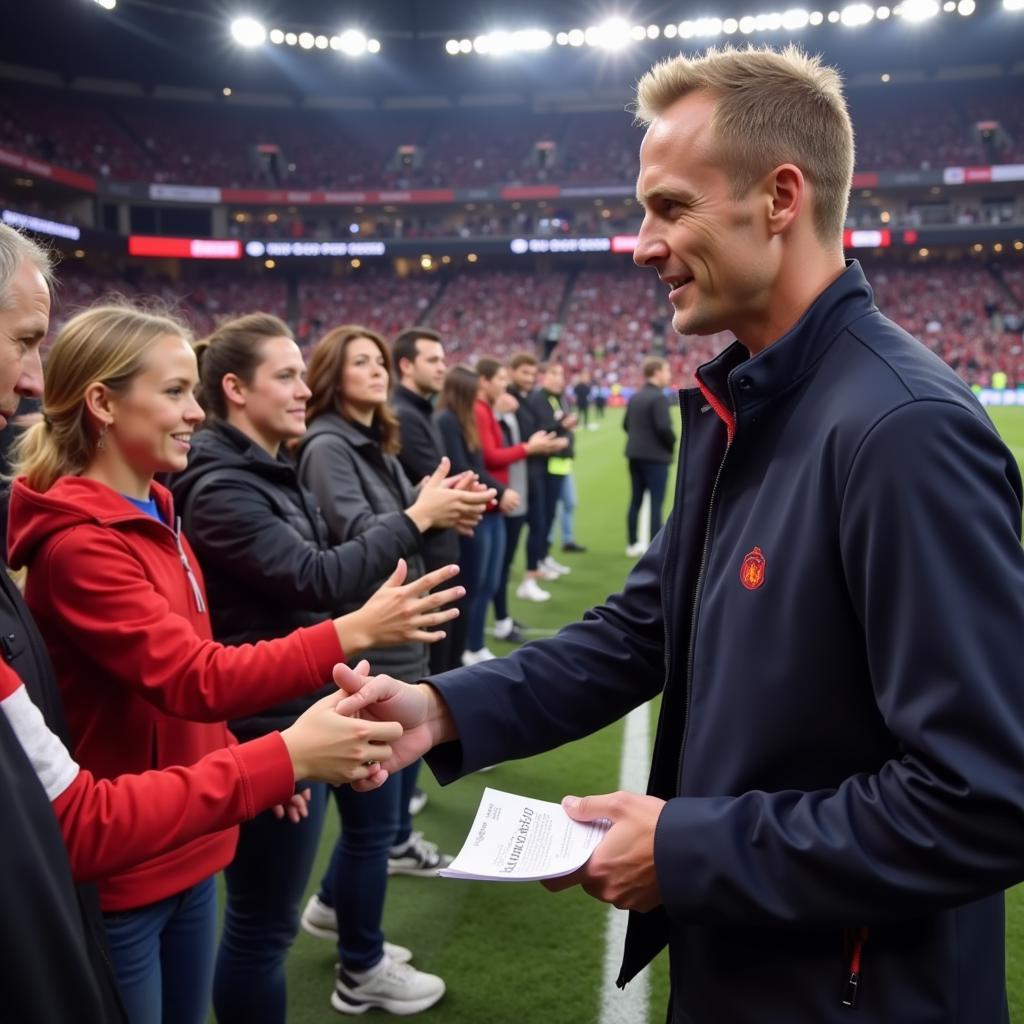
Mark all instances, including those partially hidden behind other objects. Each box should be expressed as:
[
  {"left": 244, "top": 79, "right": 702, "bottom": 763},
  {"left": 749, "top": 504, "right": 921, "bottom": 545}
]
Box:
[{"left": 173, "top": 420, "right": 418, "bottom": 738}]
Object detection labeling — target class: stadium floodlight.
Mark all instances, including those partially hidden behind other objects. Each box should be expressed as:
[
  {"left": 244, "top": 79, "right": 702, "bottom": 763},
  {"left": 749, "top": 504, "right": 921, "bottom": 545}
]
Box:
[
  {"left": 897, "top": 0, "right": 940, "bottom": 19},
  {"left": 957, "top": 0, "right": 974, "bottom": 10},
  {"left": 568, "top": 27, "right": 586, "bottom": 44},
  {"left": 514, "top": 28, "right": 554, "bottom": 50},
  {"left": 459, "top": 38, "right": 472, "bottom": 52},
  {"left": 827, "top": 10, "right": 841, "bottom": 21},
  {"left": 556, "top": 31, "right": 570, "bottom": 43},
  {"left": 809, "top": 9, "right": 825, "bottom": 21},
  {"left": 367, "top": 38, "right": 381, "bottom": 53},
  {"left": 647, "top": 23, "right": 661, "bottom": 37},
  {"left": 445, "top": 38, "right": 460, "bottom": 54},
  {"left": 269, "top": 28, "right": 284, "bottom": 43},
  {"left": 298, "top": 31, "right": 314, "bottom": 48},
  {"left": 231, "top": 17, "right": 267, "bottom": 47},
  {"left": 337, "top": 29, "right": 367, "bottom": 55},
  {"left": 663, "top": 22, "right": 679, "bottom": 35},
  {"left": 631, "top": 24, "right": 647, "bottom": 39},
  {"left": 942, "top": 2, "right": 954, "bottom": 10},
  {"left": 694, "top": 16, "right": 724, "bottom": 34},
  {"left": 93, "top": 0, "right": 116, "bottom": 10},
  {"left": 284, "top": 32, "right": 297, "bottom": 45},
  {"left": 315, "top": 34, "right": 328, "bottom": 48},
  {"left": 782, "top": 8, "right": 811, "bottom": 27},
  {"left": 1004, "top": 0, "right": 1024, "bottom": 11},
  {"left": 739, "top": 14, "right": 757, "bottom": 30},
  {"left": 586, "top": 17, "right": 633, "bottom": 48},
  {"left": 876, "top": 5, "right": 891, "bottom": 16},
  {"left": 679, "top": 19, "right": 696, "bottom": 37},
  {"left": 841, "top": 3, "right": 875, "bottom": 24}
]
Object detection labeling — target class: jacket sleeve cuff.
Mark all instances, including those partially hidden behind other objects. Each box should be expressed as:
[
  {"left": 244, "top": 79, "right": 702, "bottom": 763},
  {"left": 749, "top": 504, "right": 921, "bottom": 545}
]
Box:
[
  {"left": 296, "top": 619, "right": 346, "bottom": 678},
  {"left": 229, "top": 732, "right": 296, "bottom": 817}
]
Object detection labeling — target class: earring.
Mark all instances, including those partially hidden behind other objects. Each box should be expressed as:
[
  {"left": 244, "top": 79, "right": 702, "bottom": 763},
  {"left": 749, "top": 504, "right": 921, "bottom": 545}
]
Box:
[{"left": 97, "top": 423, "right": 108, "bottom": 450}]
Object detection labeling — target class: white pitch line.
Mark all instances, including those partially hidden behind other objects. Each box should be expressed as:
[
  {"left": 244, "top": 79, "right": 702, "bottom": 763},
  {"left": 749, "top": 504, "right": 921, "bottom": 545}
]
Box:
[{"left": 597, "top": 703, "right": 652, "bottom": 1024}]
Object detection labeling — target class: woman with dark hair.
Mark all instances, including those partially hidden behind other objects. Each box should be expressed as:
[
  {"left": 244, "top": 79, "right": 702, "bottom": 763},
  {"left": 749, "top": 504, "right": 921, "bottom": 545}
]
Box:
[
  {"left": 435, "top": 364, "right": 514, "bottom": 665},
  {"left": 171, "top": 312, "right": 468, "bottom": 1024},
  {"left": 296, "top": 325, "right": 491, "bottom": 1017}
]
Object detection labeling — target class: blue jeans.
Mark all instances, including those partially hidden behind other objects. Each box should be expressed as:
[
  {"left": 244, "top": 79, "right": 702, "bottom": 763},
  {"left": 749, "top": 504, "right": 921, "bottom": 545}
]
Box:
[
  {"left": 318, "top": 763, "right": 419, "bottom": 970},
  {"left": 102, "top": 875, "right": 218, "bottom": 1024},
  {"left": 553, "top": 473, "right": 578, "bottom": 546},
  {"left": 212, "top": 782, "right": 328, "bottom": 1024},
  {"left": 540, "top": 472, "right": 565, "bottom": 561},
  {"left": 627, "top": 459, "right": 670, "bottom": 544},
  {"left": 465, "top": 512, "right": 506, "bottom": 652}
]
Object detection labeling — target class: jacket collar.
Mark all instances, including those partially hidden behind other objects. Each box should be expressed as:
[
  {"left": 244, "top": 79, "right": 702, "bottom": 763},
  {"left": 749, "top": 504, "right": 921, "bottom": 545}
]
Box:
[
  {"left": 695, "top": 260, "right": 877, "bottom": 432},
  {"left": 394, "top": 384, "right": 435, "bottom": 417},
  {"left": 304, "top": 411, "right": 376, "bottom": 450}
]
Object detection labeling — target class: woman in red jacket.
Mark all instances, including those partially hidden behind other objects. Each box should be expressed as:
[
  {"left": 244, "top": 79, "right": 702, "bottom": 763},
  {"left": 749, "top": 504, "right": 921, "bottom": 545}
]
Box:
[{"left": 7, "top": 303, "right": 461, "bottom": 1024}]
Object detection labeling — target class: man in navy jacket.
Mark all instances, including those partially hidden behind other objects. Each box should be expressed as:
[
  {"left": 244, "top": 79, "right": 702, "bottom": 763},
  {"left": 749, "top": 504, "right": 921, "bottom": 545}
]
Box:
[{"left": 337, "top": 46, "right": 1024, "bottom": 1023}]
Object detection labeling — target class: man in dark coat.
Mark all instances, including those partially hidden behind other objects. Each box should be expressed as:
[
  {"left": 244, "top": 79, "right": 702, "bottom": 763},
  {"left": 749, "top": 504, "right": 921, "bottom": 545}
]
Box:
[
  {"left": 334, "top": 46, "right": 1024, "bottom": 1024},
  {"left": 623, "top": 356, "right": 675, "bottom": 556}
]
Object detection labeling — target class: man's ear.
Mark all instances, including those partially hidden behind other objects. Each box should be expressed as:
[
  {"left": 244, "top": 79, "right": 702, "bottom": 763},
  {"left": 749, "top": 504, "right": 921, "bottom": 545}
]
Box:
[
  {"left": 765, "top": 163, "right": 805, "bottom": 237},
  {"left": 222, "top": 372, "right": 247, "bottom": 409}
]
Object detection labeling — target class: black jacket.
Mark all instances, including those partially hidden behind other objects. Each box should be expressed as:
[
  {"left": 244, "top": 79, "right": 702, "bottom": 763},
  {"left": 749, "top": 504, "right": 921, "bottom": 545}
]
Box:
[
  {"left": 624, "top": 382, "right": 676, "bottom": 463},
  {"left": 172, "top": 421, "right": 417, "bottom": 739},
  {"left": 296, "top": 413, "right": 428, "bottom": 681},
  {"left": 0, "top": 569, "right": 128, "bottom": 1024},
  {"left": 425, "top": 262, "right": 1024, "bottom": 1022},
  {"left": 391, "top": 385, "right": 460, "bottom": 571},
  {"left": 525, "top": 388, "right": 575, "bottom": 461}
]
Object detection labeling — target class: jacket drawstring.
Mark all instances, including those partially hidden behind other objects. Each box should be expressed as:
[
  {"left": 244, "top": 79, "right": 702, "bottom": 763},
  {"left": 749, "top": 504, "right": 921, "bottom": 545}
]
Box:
[
  {"left": 842, "top": 927, "right": 869, "bottom": 1008},
  {"left": 174, "top": 517, "right": 206, "bottom": 614}
]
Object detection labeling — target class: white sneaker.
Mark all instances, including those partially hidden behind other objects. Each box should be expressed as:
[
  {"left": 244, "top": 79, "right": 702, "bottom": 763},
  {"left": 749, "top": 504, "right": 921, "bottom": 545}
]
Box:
[
  {"left": 332, "top": 953, "right": 445, "bottom": 1015},
  {"left": 461, "top": 647, "right": 496, "bottom": 666},
  {"left": 301, "top": 896, "right": 412, "bottom": 964},
  {"left": 516, "top": 578, "right": 551, "bottom": 602},
  {"left": 537, "top": 566, "right": 560, "bottom": 581},
  {"left": 540, "top": 555, "right": 570, "bottom": 575},
  {"left": 625, "top": 542, "right": 646, "bottom": 558}
]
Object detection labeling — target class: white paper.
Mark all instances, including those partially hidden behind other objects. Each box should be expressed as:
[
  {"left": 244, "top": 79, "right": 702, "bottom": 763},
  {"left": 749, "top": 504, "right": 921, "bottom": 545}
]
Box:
[{"left": 440, "top": 787, "right": 610, "bottom": 882}]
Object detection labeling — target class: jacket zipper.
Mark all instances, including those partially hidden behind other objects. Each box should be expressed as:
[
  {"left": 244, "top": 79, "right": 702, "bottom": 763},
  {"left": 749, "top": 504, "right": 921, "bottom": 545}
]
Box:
[
  {"left": 677, "top": 380, "right": 736, "bottom": 793},
  {"left": 172, "top": 516, "right": 206, "bottom": 614},
  {"left": 842, "top": 927, "right": 869, "bottom": 1008}
]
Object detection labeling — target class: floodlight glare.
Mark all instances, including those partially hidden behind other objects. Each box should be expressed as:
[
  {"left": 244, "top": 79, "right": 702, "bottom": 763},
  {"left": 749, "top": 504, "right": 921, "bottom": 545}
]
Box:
[
  {"left": 697, "top": 16, "right": 724, "bottom": 33},
  {"left": 588, "top": 17, "right": 632, "bottom": 48},
  {"left": 841, "top": 3, "right": 875, "bottom": 24},
  {"left": 942, "top": 2, "right": 955, "bottom": 10},
  {"left": 513, "top": 28, "right": 553, "bottom": 50},
  {"left": 445, "top": 38, "right": 460, "bottom": 54},
  {"left": 679, "top": 20, "right": 696, "bottom": 37},
  {"left": 567, "top": 27, "right": 586, "bottom": 44},
  {"left": 647, "top": 23, "right": 661, "bottom": 36},
  {"left": 875, "top": 5, "right": 891, "bottom": 16},
  {"left": 898, "top": 0, "right": 940, "bottom": 19},
  {"left": 782, "top": 8, "right": 811, "bottom": 27},
  {"left": 338, "top": 29, "right": 368, "bottom": 55},
  {"left": 827, "top": 10, "right": 842, "bottom": 21},
  {"left": 93, "top": 0, "right": 116, "bottom": 10},
  {"left": 755, "top": 13, "right": 772, "bottom": 29},
  {"left": 766, "top": 12, "right": 784, "bottom": 27},
  {"left": 723, "top": 17, "right": 740, "bottom": 30},
  {"left": 1004, "top": 0, "right": 1024, "bottom": 11},
  {"left": 556, "top": 31, "right": 570, "bottom": 43},
  {"left": 315, "top": 34, "right": 328, "bottom": 48},
  {"left": 459, "top": 38, "right": 472, "bottom": 52},
  {"left": 956, "top": 0, "right": 974, "bottom": 9},
  {"left": 663, "top": 22, "right": 679, "bottom": 36},
  {"left": 285, "top": 32, "right": 297, "bottom": 45},
  {"left": 231, "top": 17, "right": 267, "bottom": 47},
  {"left": 809, "top": 9, "right": 825, "bottom": 21},
  {"left": 739, "top": 15, "right": 757, "bottom": 31},
  {"left": 368, "top": 38, "right": 381, "bottom": 52},
  {"left": 631, "top": 24, "right": 647, "bottom": 39},
  {"left": 269, "top": 28, "right": 284, "bottom": 43},
  {"left": 298, "top": 31, "right": 314, "bottom": 48}
]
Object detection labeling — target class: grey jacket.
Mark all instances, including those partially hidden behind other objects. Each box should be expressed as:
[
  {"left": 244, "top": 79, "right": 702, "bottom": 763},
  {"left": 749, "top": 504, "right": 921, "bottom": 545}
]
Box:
[{"left": 296, "top": 413, "right": 428, "bottom": 681}]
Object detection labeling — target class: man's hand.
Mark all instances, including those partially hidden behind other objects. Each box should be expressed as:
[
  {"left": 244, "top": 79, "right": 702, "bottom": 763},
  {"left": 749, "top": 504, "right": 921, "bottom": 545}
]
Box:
[
  {"left": 542, "top": 791, "right": 666, "bottom": 912},
  {"left": 332, "top": 662, "right": 456, "bottom": 790}
]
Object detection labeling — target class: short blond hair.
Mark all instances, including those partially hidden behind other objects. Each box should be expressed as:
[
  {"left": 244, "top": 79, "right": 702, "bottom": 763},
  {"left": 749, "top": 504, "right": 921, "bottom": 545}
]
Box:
[
  {"left": 13, "top": 301, "right": 189, "bottom": 492},
  {"left": 635, "top": 45, "right": 854, "bottom": 243}
]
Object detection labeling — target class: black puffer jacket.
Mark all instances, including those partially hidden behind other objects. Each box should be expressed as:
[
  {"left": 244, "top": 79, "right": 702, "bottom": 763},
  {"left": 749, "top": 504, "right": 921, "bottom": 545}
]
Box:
[
  {"left": 172, "top": 420, "right": 415, "bottom": 739},
  {"left": 296, "top": 413, "right": 429, "bottom": 682}
]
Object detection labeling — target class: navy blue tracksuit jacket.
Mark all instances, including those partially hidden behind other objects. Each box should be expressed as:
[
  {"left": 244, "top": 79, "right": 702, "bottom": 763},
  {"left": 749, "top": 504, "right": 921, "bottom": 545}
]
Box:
[{"left": 426, "top": 262, "right": 1024, "bottom": 1022}]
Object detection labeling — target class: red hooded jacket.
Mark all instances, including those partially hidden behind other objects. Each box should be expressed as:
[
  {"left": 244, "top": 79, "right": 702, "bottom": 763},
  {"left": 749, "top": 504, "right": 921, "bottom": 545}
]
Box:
[{"left": 7, "top": 476, "right": 344, "bottom": 910}]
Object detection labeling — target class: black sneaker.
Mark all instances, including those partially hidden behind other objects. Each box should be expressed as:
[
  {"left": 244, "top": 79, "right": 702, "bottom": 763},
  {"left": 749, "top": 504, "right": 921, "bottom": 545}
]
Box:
[
  {"left": 387, "top": 831, "right": 453, "bottom": 877},
  {"left": 562, "top": 542, "right": 587, "bottom": 553}
]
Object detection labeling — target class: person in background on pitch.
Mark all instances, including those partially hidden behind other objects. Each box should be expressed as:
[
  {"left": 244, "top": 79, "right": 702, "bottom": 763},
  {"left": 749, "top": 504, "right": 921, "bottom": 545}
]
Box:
[
  {"left": 572, "top": 371, "right": 594, "bottom": 430},
  {"left": 475, "top": 357, "right": 564, "bottom": 650},
  {"left": 624, "top": 356, "right": 676, "bottom": 558}
]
